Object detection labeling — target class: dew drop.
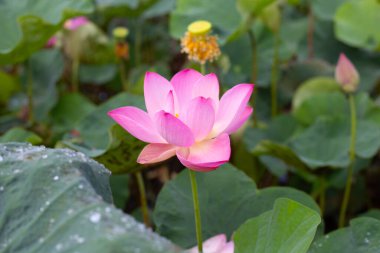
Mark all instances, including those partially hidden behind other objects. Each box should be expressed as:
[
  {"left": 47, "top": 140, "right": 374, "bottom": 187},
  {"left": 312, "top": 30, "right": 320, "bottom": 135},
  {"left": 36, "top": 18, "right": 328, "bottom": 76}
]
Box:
[
  {"left": 0, "top": 186, "right": 4, "bottom": 192},
  {"left": 55, "top": 243, "right": 62, "bottom": 251},
  {"left": 89, "top": 213, "right": 101, "bottom": 223},
  {"left": 53, "top": 176, "right": 59, "bottom": 181}
]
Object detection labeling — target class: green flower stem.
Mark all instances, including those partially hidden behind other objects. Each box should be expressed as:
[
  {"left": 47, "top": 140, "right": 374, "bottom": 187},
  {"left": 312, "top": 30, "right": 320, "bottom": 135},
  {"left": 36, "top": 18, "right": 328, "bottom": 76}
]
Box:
[
  {"left": 200, "top": 63, "right": 206, "bottom": 75},
  {"left": 134, "top": 20, "right": 142, "bottom": 67},
  {"left": 248, "top": 29, "right": 258, "bottom": 127},
  {"left": 307, "top": 8, "right": 314, "bottom": 59},
  {"left": 339, "top": 94, "right": 357, "bottom": 227},
  {"left": 72, "top": 57, "right": 80, "bottom": 92},
  {"left": 270, "top": 31, "right": 280, "bottom": 117},
  {"left": 27, "top": 60, "right": 34, "bottom": 125},
  {"left": 189, "top": 169, "right": 203, "bottom": 253},
  {"left": 135, "top": 171, "right": 150, "bottom": 227},
  {"left": 119, "top": 59, "right": 128, "bottom": 91}
]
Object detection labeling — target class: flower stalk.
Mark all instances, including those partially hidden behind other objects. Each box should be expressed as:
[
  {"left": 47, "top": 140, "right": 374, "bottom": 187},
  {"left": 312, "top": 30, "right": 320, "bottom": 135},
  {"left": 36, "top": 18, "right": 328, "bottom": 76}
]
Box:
[
  {"left": 135, "top": 171, "right": 150, "bottom": 227},
  {"left": 270, "top": 31, "right": 280, "bottom": 117},
  {"left": 338, "top": 94, "right": 357, "bottom": 227},
  {"left": 189, "top": 169, "right": 203, "bottom": 253},
  {"left": 27, "top": 60, "right": 34, "bottom": 125},
  {"left": 71, "top": 57, "right": 80, "bottom": 92}
]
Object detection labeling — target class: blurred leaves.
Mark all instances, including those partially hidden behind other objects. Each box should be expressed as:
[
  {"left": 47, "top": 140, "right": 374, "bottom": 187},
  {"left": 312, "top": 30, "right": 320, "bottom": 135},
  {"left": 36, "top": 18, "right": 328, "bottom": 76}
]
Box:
[
  {"left": 0, "top": 127, "right": 42, "bottom": 144},
  {"left": 0, "top": 71, "right": 19, "bottom": 104},
  {"left": 169, "top": 0, "right": 241, "bottom": 41},
  {"left": 0, "top": 142, "right": 178, "bottom": 253},
  {"left": 27, "top": 49, "right": 64, "bottom": 122},
  {"left": 154, "top": 163, "right": 320, "bottom": 248},
  {"left": 60, "top": 92, "right": 144, "bottom": 158},
  {"left": 309, "top": 217, "right": 380, "bottom": 253},
  {"left": 0, "top": 0, "right": 93, "bottom": 64},
  {"left": 334, "top": 0, "right": 380, "bottom": 51},
  {"left": 234, "top": 198, "right": 321, "bottom": 253}
]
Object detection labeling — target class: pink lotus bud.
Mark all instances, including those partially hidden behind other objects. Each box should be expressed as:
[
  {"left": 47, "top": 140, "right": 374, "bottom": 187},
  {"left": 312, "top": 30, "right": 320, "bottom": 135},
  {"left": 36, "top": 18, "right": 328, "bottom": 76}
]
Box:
[
  {"left": 335, "top": 53, "right": 360, "bottom": 93},
  {"left": 45, "top": 36, "right": 57, "bottom": 48},
  {"left": 64, "top": 16, "right": 89, "bottom": 31},
  {"left": 187, "top": 234, "right": 234, "bottom": 253}
]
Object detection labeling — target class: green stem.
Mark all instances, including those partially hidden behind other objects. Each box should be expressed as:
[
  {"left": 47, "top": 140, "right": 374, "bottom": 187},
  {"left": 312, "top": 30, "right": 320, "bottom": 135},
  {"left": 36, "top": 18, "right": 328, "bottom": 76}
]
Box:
[
  {"left": 135, "top": 171, "right": 150, "bottom": 227},
  {"left": 119, "top": 59, "right": 128, "bottom": 91},
  {"left": 134, "top": 20, "right": 142, "bottom": 67},
  {"left": 307, "top": 8, "right": 314, "bottom": 59},
  {"left": 200, "top": 63, "right": 206, "bottom": 75},
  {"left": 248, "top": 29, "right": 258, "bottom": 127},
  {"left": 72, "top": 57, "right": 80, "bottom": 92},
  {"left": 189, "top": 169, "right": 203, "bottom": 253},
  {"left": 270, "top": 31, "right": 280, "bottom": 117},
  {"left": 338, "top": 94, "right": 357, "bottom": 227},
  {"left": 319, "top": 177, "right": 326, "bottom": 215},
  {"left": 27, "top": 60, "right": 34, "bottom": 125}
]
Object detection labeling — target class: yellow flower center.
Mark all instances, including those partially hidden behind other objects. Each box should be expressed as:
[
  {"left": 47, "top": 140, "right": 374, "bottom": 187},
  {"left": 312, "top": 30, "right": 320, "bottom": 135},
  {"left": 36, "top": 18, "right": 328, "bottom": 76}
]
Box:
[
  {"left": 113, "top": 27, "right": 129, "bottom": 39},
  {"left": 175, "top": 113, "right": 179, "bottom": 118},
  {"left": 187, "top": 20, "right": 212, "bottom": 36}
]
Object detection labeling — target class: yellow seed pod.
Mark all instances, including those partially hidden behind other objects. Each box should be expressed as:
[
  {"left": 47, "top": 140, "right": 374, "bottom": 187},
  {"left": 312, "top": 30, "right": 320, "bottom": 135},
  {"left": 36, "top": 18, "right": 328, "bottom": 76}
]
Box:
[
  {"left": 181, "top": 20, "right": 220, "bottom": 64},
  {"left": 187, "top": 20, "right": 212, "bottom": 35},
  {"left": 113, "top": 27, "right": 129, "bottom": 40}
]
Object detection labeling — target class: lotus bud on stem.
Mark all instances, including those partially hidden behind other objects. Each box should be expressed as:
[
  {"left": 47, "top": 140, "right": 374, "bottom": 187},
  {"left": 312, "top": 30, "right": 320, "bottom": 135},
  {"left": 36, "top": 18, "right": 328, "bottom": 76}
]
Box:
[
  {"left": 336, "top": 53, "right": 359, "bottom": 227},
  {"left": 113, "top": 26, "right": 130, "bottom": 91}
]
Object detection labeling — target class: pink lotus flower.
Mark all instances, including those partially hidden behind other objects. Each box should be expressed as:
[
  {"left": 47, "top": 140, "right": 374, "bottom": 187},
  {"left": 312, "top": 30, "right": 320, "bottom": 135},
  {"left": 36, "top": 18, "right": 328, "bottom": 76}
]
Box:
[
  {"left": 108, "top": 69, "right": 253, "bottom": 171},
  {"left": 335, "top": 53, "right": 360, "bottom": 93},
  {"left": 187, "top": 234, "right": 234, "bottom": 253},
  {"left": 64, "top": 16, "right": 88, "bottom": 30}
]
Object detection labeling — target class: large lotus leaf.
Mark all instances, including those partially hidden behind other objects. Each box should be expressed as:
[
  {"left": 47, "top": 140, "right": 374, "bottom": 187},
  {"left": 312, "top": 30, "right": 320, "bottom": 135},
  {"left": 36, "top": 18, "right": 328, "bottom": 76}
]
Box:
[
  {"left": 251, "top": 141, "right": 314, "bottom": 180},
  {"left": 0, "top": 127, "right": 42, "bottom": 145},
  {"left": 95, "top": 124, "right": 145, "bottom": 174},
  {"left": 27, "top": 49, "right": 65, "bottom": 122},
  {"left": 290, "top": 117, "right": 380, "bottom": 169},
  {"left": 234, "top": 198, "right": 321, "bottom": 253},
  {"left": 292, "top": 77, "right": 341, "bottom": 110},
  {"left": 290, "top": 118, "right": 350, "bottom": 169},
  {"left": 79, "top": 64, "right": 117, "bottom": 85},
  {"left": 311, "top": 0, "right": 347, "bottom": 21},
  {"left": 0, "top": 0, "right": 93, "bottom": 64},
  {"left": 153, "top": 163, "right": 320, "bottom": 248},
  {"left": 98, "top": 0, "right": 175, "bottom": 20},
  {"left": 0, "top": 143, "right": 178, "bottom": 253},
  {"left": 334, "top": 0, "right": 380, "bottom": 50},
  {"left": 360, "top": 209, "right": 380, "bottom": 220},
  {"left": 50, "top": 93, "right": 96, "bottom": 135},
  {"left": 293, "top": 92, "right": 348, "bottom": 126},
  {"left": 169, "top": 0, "right": 241, "bottom": 41},
  {"left": 237, "top": 0, "right": 277, "bottom": 16},
  {"left": 308, "top": 217, "right": 380, "bottom": 253},
  {"left": 0, "top": 71, "right": 19, "bottom": 104},
  {"left": 61, "top": 92, "right": 145, "bottom": 157}
]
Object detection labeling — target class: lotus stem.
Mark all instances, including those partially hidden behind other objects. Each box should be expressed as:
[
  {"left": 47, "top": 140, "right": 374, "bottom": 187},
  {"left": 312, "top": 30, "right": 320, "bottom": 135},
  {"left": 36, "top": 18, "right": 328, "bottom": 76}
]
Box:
[
  {"left": 119, "top": 59, "right": 128, "bottom": 91},
  {"left": 135, "top": 171, "right": 150, "bottom": 227},
  {"left": 200, "top": 63, "right": 206, "bottom": 75},
  {"left": 248, "top": 29, "right": 258, "bottom": 127},
  {"left": 72, "top": 57, "right": 80, "bottom": 92},
  {"left": 189, "top": 169, "right": 203, "bottom": 253},
  {"left": 271, "top": 31, "right": 280, "bottom": 117},
  {"left": 27, "top": 60, "right": 34, "bottom": 125},
  {"left": 339, "top": 94, "right": 357, "bottom": 227}
]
